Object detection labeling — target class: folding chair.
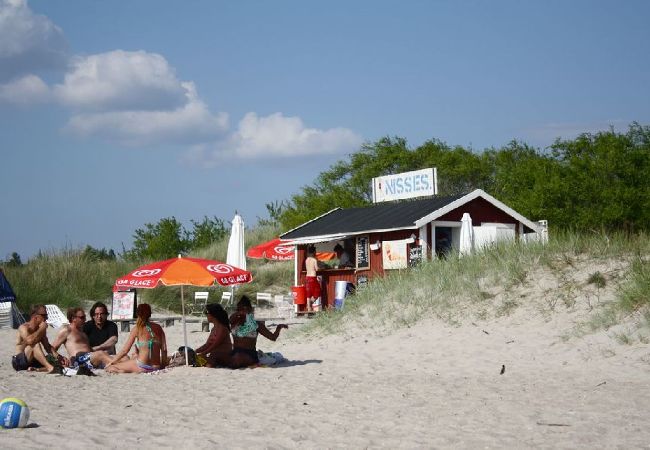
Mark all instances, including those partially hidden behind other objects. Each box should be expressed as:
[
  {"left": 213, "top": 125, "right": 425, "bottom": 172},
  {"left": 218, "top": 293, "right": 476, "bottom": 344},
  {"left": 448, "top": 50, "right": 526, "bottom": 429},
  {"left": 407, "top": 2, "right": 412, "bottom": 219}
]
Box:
[
  {"left": 45, "top": 304, "right": 70, "bottom": 328},
  {"left": 256, "top": 292, "right": 273, "bottom": 307},
  {"left": 189, "top": 291, "right": 209, "bottom": 316},
  {"left": 221, "top": 291, "right": 233, "bottom": 307},
  {"left": 274, "top": 295, "right": 294, "bottom": 318},
  {"left": 0, "top": 302, "right": 11, "bottom": 329}
]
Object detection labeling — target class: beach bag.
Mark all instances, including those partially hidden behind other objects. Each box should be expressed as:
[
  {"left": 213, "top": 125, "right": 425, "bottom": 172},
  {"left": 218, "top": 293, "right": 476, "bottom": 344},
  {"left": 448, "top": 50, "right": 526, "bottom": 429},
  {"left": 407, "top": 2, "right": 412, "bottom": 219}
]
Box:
[{"left": 167, "top": 347, "right": 197, "bottom": 367}]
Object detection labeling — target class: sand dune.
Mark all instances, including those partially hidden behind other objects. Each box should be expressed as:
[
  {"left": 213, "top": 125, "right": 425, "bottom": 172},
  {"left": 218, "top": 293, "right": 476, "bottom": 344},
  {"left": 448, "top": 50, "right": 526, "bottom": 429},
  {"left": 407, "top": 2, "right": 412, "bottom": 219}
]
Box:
[{"left": 2, "top": 299, "right": 649, "bottom": 448}]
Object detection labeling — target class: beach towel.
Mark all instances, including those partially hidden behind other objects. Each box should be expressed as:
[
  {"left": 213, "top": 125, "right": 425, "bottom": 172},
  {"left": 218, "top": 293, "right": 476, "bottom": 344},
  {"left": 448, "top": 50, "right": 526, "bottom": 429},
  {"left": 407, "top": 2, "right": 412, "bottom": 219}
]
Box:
[{"left": 257, "top": 351, "right": 287, "bottom": 366}]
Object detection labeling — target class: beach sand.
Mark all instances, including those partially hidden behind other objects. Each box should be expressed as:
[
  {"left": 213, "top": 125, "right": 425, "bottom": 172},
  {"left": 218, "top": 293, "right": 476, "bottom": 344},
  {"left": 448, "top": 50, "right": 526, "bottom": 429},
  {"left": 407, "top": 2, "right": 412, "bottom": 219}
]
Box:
[{"left": 2, "top": 301, "right": 650, "bottom": 449}]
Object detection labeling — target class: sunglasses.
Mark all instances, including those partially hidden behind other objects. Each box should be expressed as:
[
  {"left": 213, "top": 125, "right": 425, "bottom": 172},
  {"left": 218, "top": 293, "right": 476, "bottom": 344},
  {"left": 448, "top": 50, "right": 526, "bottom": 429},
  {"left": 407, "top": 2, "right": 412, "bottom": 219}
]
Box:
[
  {"left": 75, "top": 315, "right": 86, "bottom": 320},
  {"left": 36, "top": 313, "right": 48, "bottom": 318}
]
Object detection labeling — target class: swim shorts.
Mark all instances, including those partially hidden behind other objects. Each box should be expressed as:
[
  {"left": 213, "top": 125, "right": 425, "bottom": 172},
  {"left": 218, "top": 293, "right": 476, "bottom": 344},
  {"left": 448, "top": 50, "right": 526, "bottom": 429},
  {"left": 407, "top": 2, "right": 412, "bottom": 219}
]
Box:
[
  {"left": 11, "top": 352, "right": 42, "bottom": 371},
  {"left": 305, "top": 276, "right": 321, "bottom": 300}
]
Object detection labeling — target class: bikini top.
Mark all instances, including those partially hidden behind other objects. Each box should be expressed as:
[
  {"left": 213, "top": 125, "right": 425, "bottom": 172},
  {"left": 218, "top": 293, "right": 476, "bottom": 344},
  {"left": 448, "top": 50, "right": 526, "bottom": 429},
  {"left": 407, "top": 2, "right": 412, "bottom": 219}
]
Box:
[
  {"left": 231, "top": 314, "right": 258, "bottom": 339},
  {"left": 135, "top": 323, "right": 157, "bottom": 352}
]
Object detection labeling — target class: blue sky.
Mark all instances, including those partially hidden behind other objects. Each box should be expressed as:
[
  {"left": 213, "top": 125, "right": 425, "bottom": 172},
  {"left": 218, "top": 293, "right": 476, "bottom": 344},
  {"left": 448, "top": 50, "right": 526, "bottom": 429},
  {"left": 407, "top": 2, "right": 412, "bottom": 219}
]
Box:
[{"left": 1, "top": 0, "right": 649, "bottom": 261}]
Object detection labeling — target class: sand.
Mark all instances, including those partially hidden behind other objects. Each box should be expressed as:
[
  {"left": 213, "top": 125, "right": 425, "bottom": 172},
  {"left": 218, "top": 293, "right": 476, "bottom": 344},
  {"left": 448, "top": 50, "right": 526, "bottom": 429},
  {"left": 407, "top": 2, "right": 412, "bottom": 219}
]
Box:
[{"left": 2, "top": 300, "right": 650, "bottom": 449}]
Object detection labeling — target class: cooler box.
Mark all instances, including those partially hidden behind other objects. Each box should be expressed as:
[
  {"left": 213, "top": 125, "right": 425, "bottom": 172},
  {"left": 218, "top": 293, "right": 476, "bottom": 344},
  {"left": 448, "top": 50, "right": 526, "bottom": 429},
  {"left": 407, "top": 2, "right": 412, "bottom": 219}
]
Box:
[
  {"left": 334, "top": 280, "right": 348, "bottom": 309},
  {"left": 291, "top": 285, "right": 306, "bottom": 305}
]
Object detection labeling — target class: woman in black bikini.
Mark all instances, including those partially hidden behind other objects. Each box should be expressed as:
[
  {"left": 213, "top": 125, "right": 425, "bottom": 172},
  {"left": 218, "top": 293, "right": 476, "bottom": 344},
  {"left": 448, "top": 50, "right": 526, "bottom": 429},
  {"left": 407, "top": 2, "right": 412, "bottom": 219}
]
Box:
[
  {"left": 229, "top": 296, "right": 288, "bottom": 368},
  {"left": 106, "top": 303, "right": 167, "bottom": 373}
]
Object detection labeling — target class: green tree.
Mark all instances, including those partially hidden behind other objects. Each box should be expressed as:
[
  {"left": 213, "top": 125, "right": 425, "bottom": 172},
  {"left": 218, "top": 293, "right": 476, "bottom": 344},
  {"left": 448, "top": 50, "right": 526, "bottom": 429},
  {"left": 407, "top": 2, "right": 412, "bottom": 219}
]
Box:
[
  {"left": 81, "top": 245, "right": 116, "bottom": 262},
  {"left": 278, "top": 136, "right": 492, "bottom": 230},
  {"left": 550, "top": 123, "right": 650, "bottom": 231},
  {"left": 6, "top": 252, "right": 22, "bottom": 267},
  {"left": 189, "top": 216, "right": 227, "bottom": 250},
  {"left": 130, "top": 217, "right": 191, "bottom": 260}
]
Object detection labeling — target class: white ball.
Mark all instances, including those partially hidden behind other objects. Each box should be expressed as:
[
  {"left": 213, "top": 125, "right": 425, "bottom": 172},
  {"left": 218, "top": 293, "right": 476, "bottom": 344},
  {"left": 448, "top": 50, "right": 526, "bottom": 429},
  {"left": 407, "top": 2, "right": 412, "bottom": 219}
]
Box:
[{"left": 0, "top": 397, "right": 30, "bottom": 429}]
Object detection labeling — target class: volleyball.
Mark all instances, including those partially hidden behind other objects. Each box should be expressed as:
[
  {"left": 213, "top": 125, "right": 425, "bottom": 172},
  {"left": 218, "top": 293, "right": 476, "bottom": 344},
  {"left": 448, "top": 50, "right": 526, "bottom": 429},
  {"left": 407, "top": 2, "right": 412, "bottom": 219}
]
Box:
[{"left": 0, "top": 397, "right": 30, "bottom": 429}]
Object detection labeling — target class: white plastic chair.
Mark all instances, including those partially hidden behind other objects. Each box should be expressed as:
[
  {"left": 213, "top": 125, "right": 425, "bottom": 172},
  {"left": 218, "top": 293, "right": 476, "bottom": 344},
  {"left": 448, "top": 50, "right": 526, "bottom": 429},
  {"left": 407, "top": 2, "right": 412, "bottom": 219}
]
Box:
[
  {"left": 0, "top": 302, "right": 12, "bottom": 329},
  {"left": 256, "top": 292, "right": 273, "bottom": 307},
  {"left": 188, "top": 291, "right": 209, "bottom": 316},
  {"left": 45, "top": 304, "right": 69, "bottom": 328},
  {"left": 274, "top": 295, "right": 294, "bottom": 318},
  {"left": 221, "top": 291, "right": 233, "bottom": 307}
]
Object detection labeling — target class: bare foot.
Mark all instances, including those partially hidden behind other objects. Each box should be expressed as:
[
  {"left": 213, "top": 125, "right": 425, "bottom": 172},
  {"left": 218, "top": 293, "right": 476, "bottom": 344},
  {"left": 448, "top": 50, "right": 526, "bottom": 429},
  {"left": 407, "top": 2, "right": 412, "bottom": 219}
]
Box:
[{"left": 27, "top": 366, "right": 56, "bottom": 373}]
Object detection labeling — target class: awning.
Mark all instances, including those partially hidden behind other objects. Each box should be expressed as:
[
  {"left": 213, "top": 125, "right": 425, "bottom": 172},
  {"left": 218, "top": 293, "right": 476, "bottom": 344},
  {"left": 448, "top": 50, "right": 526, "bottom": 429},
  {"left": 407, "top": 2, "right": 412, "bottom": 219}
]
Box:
[{"left": 279, "top": 233, "right": 350, "bottom": 246}]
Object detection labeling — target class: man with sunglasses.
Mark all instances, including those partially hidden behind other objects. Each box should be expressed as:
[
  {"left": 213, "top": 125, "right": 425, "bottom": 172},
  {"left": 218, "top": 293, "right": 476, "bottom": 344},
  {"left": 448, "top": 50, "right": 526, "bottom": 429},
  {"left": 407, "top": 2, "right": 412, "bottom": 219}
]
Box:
[
  {"left": 12, "top": 304, "right": 63, "bottom": 373},
  {"left": 51, "top": 307, "right": 113, "bottom": 371},
  {"left": 82, "top": 301, "right": 118, "bottom": 354}
]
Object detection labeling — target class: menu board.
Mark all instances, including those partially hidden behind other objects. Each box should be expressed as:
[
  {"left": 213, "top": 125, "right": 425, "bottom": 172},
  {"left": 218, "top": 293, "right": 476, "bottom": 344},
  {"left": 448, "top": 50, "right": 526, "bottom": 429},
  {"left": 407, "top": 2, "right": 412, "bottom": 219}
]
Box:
[
  {"left": 408, "top": 245, "right": 423, "bottom": 267},
  {"left": 356, "top": 235, "right": 370, "bottom": 269}
]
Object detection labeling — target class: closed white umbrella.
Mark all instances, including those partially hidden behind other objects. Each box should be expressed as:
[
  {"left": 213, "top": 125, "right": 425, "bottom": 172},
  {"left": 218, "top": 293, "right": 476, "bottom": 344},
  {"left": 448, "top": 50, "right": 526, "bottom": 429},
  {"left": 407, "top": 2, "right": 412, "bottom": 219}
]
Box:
[
  {"left": 460, "top": 212, "right": 474, "bottom": 256},
  {"left": 227, "top": 212, "right": 246, "bottom": 270},
  {"left": 226, "top": 212, "right": 246, "bottom": 290}
]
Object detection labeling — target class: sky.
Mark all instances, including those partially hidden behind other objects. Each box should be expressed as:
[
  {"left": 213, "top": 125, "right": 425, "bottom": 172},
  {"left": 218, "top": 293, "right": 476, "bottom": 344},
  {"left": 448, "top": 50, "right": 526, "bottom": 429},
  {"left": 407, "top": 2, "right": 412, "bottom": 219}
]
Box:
[{"left": 1, "top": 0, "right": 649, "bottom": 261}]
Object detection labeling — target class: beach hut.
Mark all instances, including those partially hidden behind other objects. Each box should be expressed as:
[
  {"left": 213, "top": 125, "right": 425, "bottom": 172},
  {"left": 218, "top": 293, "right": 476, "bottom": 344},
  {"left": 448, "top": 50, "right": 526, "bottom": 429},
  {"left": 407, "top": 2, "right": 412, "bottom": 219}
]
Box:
[{"left": 280, "top": 189, "right": 545, "bottom": 309}]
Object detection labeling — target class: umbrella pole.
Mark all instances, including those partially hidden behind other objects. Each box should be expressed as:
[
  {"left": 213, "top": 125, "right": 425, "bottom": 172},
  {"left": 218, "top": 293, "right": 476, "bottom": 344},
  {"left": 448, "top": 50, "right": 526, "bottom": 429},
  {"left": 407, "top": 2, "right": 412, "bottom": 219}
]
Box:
[{"left": 181, "top": 285, "right": 189, "bottom": 366}]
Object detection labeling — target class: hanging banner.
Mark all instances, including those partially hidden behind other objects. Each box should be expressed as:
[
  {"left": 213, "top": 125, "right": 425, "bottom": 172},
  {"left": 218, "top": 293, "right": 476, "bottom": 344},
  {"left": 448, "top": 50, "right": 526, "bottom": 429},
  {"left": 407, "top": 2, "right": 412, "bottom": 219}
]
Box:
[{"left": 382, "top": 239, "right": 409, "bottom": 269}]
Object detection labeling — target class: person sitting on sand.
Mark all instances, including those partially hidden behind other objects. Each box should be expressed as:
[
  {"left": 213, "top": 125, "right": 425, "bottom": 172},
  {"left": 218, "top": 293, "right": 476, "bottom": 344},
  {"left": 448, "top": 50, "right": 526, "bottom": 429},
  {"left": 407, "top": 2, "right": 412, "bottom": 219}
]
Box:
[
  {"left": 83, "top": 301, "right": 118, "bottom": 354},
  {"left": 229, "top": 296, "right": 288, "bottom": 368},
  {"left": 12, "top": 304, "right": 65, "bottom": 373},
  {"left": 195, "top": 303, "right": 232, "bottom": 367},
  {"left": 51, "top": 307, "right": 114, "bottom": 370},
  {"left": 105, "top": 303, "right": 167, "bottom": 373}
]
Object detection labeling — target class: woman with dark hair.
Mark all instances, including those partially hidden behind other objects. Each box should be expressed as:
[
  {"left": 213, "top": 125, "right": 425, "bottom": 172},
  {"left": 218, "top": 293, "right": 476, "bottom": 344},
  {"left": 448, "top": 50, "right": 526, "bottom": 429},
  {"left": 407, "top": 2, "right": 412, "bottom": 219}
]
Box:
[
  {"left": 105, "top": 303, "right": 167, "bottom": 373},
  {"left": 229, "top": 296, "right": 288, "bottom": 368},
  {"left": 195, "top": 303, "right": 232, "bottom": 367}
]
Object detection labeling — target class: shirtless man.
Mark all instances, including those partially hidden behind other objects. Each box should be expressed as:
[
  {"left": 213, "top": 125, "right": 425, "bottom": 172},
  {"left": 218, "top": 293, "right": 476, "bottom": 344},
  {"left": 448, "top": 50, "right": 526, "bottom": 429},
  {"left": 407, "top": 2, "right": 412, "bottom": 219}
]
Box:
[
  {"left": 305, "top": 246, "right": 321, "bottom": 311},
  {"left": 51, "top": 307, "right": 113, "bottom": 369},
  {"left": 12, "top": 304, "right": 64, "bottom": 373}
]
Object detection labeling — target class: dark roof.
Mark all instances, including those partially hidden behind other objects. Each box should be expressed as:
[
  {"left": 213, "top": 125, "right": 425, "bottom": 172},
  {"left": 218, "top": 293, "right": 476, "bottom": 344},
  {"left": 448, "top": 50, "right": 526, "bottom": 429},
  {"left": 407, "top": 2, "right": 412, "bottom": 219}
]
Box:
[{"left": 281, "top": 194, "right": 465, "bottom": 239}]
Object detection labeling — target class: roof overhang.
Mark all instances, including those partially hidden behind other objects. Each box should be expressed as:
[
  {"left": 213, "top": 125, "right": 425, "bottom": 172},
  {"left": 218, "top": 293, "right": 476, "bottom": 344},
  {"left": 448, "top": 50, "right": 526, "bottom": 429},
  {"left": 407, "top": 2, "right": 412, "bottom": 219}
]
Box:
[
  {"left": 279, "top": 233, "right": 351, "bottom": 246},
  {"left": 415, "top": 189, "right": 541, "bottom": 233}
]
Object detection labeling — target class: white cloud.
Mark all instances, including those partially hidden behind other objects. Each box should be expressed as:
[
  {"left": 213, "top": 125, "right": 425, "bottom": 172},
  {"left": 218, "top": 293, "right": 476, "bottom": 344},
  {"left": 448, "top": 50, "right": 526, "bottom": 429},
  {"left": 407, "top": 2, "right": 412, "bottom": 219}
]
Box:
[
  {"left": 0, "top": 0, "right": 67, "bottom": 82},
  {"left": 64, "top": 81, "right": 228, "bottom": 146},
  {"left": 1, "top": 3, "right": 362, "bottom": 160},
  {"left": 54, "top": 50, "right": 187, "bottom": 111},
  {"left": 199, "top": 112, "right": 362, "bottom": 163},
  {"left": 0, "top": 73, "right": 49, "bottom": 104}
]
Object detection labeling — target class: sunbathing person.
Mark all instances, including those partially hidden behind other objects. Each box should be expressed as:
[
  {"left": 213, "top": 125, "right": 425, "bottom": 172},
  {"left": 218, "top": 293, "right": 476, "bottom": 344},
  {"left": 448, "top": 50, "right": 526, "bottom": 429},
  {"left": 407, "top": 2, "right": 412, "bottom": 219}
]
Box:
[
  {"left": 51, "top": 307, "right": 113, "bottom": 370},
  {"left": 229, "top": 296, "right": 288, "bottom": 368},
  {"left": 12, "top": 304, "right": 65, "bottom": 373},
  {"left": 195, "top": 303, "right": 232, "bottom": 367},
  {"left": 105, "top": 303, "right": 167, "bottom": 373}
]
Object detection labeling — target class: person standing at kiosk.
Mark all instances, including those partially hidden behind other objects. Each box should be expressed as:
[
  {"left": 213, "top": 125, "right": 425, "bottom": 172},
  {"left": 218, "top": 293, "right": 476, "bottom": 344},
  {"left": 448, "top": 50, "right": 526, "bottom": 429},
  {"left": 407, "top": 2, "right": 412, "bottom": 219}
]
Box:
[{"left": 305, "top": 246, "right": 321, "bottom": 312}]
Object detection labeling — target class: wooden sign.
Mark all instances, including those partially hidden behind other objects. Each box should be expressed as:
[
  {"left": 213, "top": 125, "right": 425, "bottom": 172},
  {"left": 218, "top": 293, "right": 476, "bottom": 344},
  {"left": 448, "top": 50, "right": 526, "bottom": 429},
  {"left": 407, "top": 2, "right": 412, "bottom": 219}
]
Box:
[
  {"left": 112, "top": 290, "right": 137, "bottom": 319},
  {"left": 408, "top": 245, "right": 423, "bottom": 267},
  {"left": 356, "top": 275, "right": 368, "bottom": 289},
  {"left": 356, "top": 235, "right": 370, "bottom": 269}
]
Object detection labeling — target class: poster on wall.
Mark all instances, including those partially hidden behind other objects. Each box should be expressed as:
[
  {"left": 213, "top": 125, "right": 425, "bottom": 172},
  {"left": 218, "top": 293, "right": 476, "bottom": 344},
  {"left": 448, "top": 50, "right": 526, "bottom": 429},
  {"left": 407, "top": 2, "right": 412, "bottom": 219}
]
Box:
[
  {"left": 382, "top": 239, "right": 409, "bottom": 269},
  {"left": 112, "top": 290, "right": 136, "bottom": 319}
]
